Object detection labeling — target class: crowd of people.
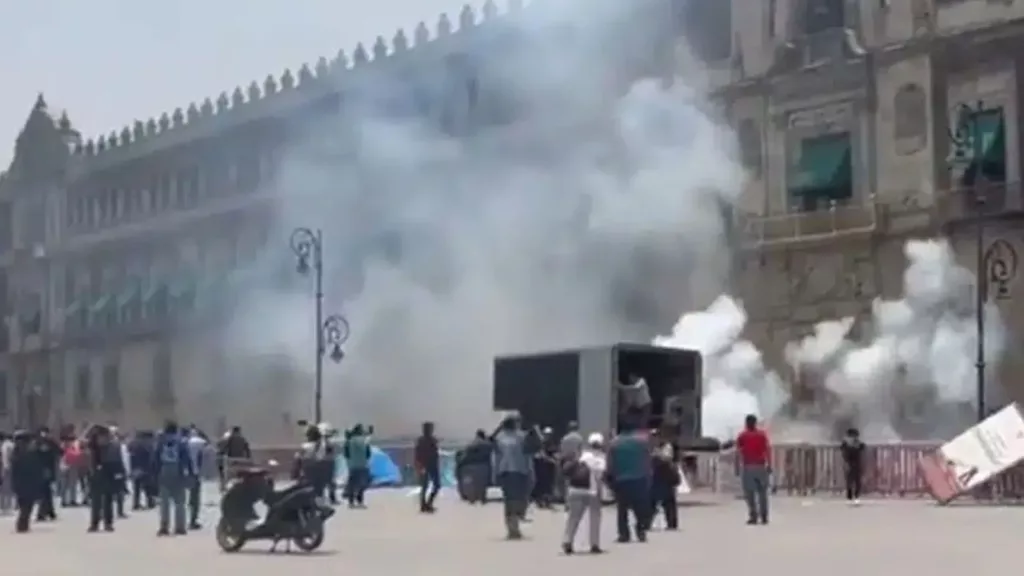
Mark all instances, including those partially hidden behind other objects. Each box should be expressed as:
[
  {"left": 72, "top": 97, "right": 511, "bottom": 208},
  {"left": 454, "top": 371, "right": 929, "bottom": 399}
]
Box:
[
  {"left": 0, "top": 410, "right": 867, "bottom": 555},
  {"left": 449, "top": 410, "right": 869, "bottom": 554},
  {"left": 0, "top": 421, "right": 254, "bottom": 535}
]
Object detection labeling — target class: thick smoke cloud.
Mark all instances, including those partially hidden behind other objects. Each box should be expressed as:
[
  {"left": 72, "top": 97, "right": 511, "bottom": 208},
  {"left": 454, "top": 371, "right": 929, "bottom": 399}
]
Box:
[
  {"left": 656, "top": 239, "right": 1009, "bottom": 443},
  {"left": 217, "top": 1, "right": 745, "bottom": 439}
]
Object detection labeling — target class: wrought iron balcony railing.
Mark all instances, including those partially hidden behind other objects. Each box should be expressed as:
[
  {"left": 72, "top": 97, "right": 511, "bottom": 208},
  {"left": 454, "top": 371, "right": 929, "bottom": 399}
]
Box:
[{"left": 739, "top": 197, "right": 879, "bottom": 248}]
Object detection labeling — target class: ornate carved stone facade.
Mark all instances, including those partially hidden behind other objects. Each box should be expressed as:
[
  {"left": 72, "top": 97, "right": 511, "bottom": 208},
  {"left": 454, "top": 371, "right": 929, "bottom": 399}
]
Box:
[{"left": 722, "top": 1, "right": 1024, "bottom": 405}]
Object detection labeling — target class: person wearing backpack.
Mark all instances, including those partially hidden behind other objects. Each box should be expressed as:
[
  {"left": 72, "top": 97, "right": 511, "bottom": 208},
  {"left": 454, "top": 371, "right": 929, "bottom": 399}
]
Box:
[
  {"left": 153, "top": 421, "right": 193, "bottom": 536},
  {"left": 561, "top": 433, "right": 606, "bottom": 555}
]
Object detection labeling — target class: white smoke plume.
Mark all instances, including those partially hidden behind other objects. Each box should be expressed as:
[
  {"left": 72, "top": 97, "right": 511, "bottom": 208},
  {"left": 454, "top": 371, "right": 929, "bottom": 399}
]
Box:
[
  {"left": 656, "top": 238, "right": 1009, "bottom": 443},
  {"left": 214, "top": 1, "right": 747, "bottom": 440}
]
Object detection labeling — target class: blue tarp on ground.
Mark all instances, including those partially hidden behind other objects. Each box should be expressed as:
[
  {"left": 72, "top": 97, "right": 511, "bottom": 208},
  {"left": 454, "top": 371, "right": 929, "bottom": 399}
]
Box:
[
  {"left": 335, "top": 446, "right": 402, "bottom": 486},
  {"left": 334, "top": 447, "right": 458, "bottom": 488}
]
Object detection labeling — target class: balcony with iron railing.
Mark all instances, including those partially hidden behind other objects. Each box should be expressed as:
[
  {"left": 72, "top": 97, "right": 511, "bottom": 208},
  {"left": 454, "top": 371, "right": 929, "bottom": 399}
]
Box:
[
  {"left": 737, "top": 182, "right": 1024, "bottom": 249},
  {"left": 738, "top": 196, "right": 879, "bottom": 248},
  {"left": 930, "top": 181, "right": 1024, "bottom": 227}
]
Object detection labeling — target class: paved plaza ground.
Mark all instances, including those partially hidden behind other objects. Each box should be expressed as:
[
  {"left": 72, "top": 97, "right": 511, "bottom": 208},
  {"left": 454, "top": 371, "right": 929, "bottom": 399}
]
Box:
[{"left": 5, "top": 488, "right": 1022, "bottom": 576}]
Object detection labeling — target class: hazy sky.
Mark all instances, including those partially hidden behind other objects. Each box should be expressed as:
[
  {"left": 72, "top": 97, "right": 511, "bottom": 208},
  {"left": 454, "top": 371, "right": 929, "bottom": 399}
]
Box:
[{"left": 0, "top": 0, "right": 471, "bottom": 168}]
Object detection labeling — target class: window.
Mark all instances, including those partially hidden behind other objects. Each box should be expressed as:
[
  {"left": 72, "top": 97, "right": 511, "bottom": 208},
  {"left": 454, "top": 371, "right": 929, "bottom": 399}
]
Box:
[
  {"left": 179, "top": 167, "right": 200, "bottom": 208},
  {"left": 102, "top": 361, "right": 121, "bottom": 410},
  {"left": 74, "top": 365, "right": 91, "bottom": 410},
  {"left": 768, "top": 0, "right": 776, "bottom": 38},
  {"left": 152, "top": 347, "right": 174, "bottom": 408},
  {"left": 804, "top": 0, "right": 845, "bottom": 35},
  {"left": 958, "top": 107, "right": 1007, "bottom": 187},
  {"left": 678, "top": 0, "right": 732, "bottom": 62},
  {"left": 789, "top": 132, "right": 853, "bottom": 212}
]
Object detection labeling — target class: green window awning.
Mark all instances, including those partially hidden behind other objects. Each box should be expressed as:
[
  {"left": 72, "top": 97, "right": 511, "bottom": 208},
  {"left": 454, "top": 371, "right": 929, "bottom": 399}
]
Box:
[
  {"left": 790, "top": 134, "right": 852, "bottom": 197},
  {"left": 89, "top": 294, "right": 113, "bottom": 313},
  {"left": 117, "top": 279, "right": 142, "bottom": 307},
  {"left": 962, "top": 109, "right": 1006, "bottom": 185},
  {"left": 64, "top": 300, "right": 81, "bottom": 316},
  {"left": 972, "top": 109, "right": 1005, "bottom": 161},
  {"left": 143, "top": 280, "right": 166, "bottom": 302},
  {"left": 169, "top": 274, "right": 197, "bottom": 298}
]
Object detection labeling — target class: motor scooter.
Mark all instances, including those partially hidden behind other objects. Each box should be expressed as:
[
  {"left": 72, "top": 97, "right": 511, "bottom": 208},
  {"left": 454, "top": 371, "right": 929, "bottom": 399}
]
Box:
[{"left": 216, "top": 462, "right": 335, "bottom": 553}]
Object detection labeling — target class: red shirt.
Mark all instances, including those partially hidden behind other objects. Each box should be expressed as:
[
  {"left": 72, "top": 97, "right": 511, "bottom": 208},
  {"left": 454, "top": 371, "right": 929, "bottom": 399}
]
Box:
[{"left": 736, "top": 428, "right": 770, "bottom": 466}]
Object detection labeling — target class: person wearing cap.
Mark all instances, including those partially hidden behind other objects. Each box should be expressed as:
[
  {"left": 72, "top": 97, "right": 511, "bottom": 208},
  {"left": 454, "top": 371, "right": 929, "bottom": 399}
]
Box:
[
  {"left": 561, "top": 432, "right": 606, "bottom": 554},
  {"left": 10, "top": 430, "right": 41, "bottom": 533}
]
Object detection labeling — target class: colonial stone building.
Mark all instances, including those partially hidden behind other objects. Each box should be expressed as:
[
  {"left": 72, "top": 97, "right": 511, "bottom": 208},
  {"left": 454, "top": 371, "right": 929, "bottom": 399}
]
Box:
[
  {"left": 0, "top": 0, "right": 1021, "bottom": 435},
  {"left": 723, "top": 0, "right": 1024, "bottom": 406}
]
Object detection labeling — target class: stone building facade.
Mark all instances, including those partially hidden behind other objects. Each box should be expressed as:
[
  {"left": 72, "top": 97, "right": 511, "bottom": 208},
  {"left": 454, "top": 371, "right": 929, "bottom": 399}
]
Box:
[
  {"left": 723, "top": 0, "right": 1024, "bottom": 406},
  {"left": 0, "top": 0, "right": 1022, "bottom": 435}
]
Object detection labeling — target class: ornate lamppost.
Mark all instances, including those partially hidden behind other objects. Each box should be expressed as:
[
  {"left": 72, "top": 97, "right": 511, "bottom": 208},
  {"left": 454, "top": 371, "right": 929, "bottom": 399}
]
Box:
[
  {"left": 948, "top": 100, "right": 990, "bottom": 423},
  {"left": 290, "top": 227, "right": 350, "bottom": 423}
]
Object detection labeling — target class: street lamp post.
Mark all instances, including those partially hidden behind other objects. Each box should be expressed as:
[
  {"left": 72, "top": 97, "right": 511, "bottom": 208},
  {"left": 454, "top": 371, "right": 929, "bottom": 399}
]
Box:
[
  {"left": 290, "top": 227, "right": 350, "bottom": 424},
  {"left": 948, "top": 100, "right": 989, "bottom": 423}
]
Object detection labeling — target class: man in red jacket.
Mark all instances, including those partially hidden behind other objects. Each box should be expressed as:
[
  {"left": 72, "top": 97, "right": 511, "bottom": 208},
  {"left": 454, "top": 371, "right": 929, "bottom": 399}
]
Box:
[{"left": 735, "top": 414, "right": 770, "bottom": 525}]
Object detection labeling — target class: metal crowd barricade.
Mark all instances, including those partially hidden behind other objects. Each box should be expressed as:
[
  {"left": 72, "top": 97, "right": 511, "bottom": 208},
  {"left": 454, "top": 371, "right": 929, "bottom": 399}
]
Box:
[
  {"left": 693, "top": 442, "right": 1024, "bottom": 501},
  {"left": 243, "top": 441, "right": 1024, "bottom": 501}
]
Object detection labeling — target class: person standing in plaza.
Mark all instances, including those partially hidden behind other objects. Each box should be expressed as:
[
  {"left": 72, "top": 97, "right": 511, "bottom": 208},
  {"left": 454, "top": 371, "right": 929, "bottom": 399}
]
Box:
[
  {"left": 129, "top": 431, "right": 156, "bottom": 510},
  {"left": 34, "top": 427, "right": 59, "bottom": 521},
  {"left": 649, "top": 429, "right": 679, "bottom": 531},
  {"left": 606, "top": 409, "right": 652, "bottom": 543},
  {"left": 840, "top": 427, "right": 865, "bottom": 505},
  {"left": 415, "top": 421, "right": 441, "bottom": 513},
  {"left": 86, "top": 426, "right": 125, "bottom": 532},
  {"left": 561, "top": 432, "right": 606, "bottom": 555},
  {"left": 557, "top": 422, "right": 584, "bottom": 502},
  {"left": 155, "top": 422, "right": 193, "bottom": 536},
  {"left": 185, "top": 425, "right": 208, "bottom": 529},
  {"left": 735, "top": 414, "right": 771, "bottom": 525},
  {"left": 343, "top": 424, "right": 371, "bottom": 508},
  {"left": 10, "top": 430, "right": 41, "bottom": 533},
  {"left": 493, "top": 415, "right": 535, "bottom": 540}
]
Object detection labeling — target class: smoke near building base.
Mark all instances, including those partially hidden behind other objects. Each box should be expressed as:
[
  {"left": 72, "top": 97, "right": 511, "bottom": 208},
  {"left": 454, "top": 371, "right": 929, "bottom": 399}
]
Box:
[{"left": 655, "top": 239, "right": 1008, "bottom": 443}]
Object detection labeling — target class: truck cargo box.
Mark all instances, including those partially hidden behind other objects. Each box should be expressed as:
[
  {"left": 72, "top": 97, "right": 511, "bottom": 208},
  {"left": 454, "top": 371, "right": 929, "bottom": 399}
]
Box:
[{"left": 492, "top": 343, "right": 701, "bottom": 438}]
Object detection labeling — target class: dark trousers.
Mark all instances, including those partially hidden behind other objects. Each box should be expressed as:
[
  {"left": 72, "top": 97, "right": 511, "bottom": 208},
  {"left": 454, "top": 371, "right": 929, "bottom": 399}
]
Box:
[
  {"left": 132, "top": 476, "right": 155, "bottom": 509},
  {"left": 419, "top": 467, "right": 440, "bottom": 510},
  {"left": 89, "top": 480, "right": 114, "bottom": 529},
  {"left": 346, "top": 468, "right": 369, "bottom": 506},
  {"left": 651, "top": 483, "right": 678, "bottom": 529},
  {"left": 115, "top": 481, "right": 126, "bottom": 516},
  {"left": 15, "top": 494, "right": 35, "bottom": 532},
  {"left": 187, "top": 476, "right": 201, "bottom": 525},
  {"left": 613, "top": 478, "right": 650, "bottom": 541},
  {"left": 36, "top": 481, "right": 55, "bottom": 520},
  {"left": 845, "top": 467, "right": 863, "bottom": 500}
]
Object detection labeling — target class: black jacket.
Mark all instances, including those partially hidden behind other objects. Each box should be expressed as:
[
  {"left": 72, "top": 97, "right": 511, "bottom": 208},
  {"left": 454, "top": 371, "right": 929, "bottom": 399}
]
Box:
[
  {"left": 840, "top": 440, "right": 865, "bottom": 470},
  {"left": 89, "top": 443, "right": 126, "bottom": 485},
  {"left": 11, "top": 442, "right": 43, "bottom": 497},
  {"left": 35, "top": 437, "right": 60, "bottom": 482}
]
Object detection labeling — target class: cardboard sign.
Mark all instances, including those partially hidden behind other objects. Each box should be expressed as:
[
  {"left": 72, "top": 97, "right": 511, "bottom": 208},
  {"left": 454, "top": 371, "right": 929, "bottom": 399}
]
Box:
[{"left": 918, "top": 403, "right": 1024, "bottom": 503}]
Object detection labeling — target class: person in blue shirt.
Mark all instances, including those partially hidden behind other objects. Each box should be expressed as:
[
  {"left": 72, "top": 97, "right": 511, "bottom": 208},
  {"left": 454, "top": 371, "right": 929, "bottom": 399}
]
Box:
[
  {"left": 153, "top": 421, "right": 193, "bottom": 536},
  {"left": 606, "top": 408, "right": 652, "bottom": 543}
]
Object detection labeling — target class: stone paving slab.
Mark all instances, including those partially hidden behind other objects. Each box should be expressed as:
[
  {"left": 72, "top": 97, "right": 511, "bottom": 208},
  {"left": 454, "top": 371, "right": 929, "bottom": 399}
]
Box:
[{"left": 3, "top": 490, "right": 1023, "bottom": 576}]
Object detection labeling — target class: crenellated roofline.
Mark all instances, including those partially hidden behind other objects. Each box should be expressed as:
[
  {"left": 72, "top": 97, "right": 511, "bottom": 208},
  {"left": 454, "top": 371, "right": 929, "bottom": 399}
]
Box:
[{"left": 70, "top": 0, "right": 524, "bottom": 176}]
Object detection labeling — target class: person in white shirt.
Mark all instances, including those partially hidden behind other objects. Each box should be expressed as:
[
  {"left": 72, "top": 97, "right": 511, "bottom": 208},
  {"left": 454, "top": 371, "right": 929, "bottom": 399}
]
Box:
[{"left": 561, "top": 432, "right": 607, "bottom": 555}]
